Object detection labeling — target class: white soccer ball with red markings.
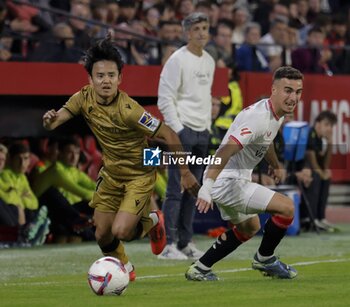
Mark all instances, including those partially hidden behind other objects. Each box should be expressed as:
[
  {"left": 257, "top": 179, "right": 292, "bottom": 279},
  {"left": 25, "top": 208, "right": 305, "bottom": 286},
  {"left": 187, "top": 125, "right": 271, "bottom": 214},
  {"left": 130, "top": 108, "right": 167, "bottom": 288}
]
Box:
[{"left": 87, "top": 256, "right": 129, "bottom": 296}]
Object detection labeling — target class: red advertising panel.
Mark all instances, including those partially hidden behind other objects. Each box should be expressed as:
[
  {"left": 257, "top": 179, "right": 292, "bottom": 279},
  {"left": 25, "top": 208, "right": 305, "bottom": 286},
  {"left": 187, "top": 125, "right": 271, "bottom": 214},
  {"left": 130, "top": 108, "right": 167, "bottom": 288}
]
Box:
[{"left": 0, "top": 63, "right": 228, "bottom": 97}]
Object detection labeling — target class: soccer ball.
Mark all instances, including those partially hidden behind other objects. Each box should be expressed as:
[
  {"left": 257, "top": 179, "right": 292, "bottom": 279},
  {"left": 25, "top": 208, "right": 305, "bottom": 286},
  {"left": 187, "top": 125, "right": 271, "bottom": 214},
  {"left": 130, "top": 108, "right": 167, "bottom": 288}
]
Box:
[{"left": 87, "top": 256, "right": 129, "bottom": 296}]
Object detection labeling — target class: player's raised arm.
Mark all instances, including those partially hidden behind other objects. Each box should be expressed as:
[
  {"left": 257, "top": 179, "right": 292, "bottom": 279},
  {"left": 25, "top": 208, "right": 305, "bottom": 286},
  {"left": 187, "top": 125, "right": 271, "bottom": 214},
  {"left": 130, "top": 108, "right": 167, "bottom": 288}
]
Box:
[
  {"left": 196, "top": 138, "right": 242, "bottom": 214},
  {"left": 43, "top": 108, "right": 73, "bottom": 130}
]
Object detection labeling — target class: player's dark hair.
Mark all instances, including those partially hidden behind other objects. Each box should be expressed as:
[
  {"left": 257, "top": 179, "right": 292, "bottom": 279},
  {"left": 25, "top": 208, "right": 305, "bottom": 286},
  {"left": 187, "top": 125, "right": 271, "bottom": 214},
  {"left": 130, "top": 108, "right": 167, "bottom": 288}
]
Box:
[
  {"left": 273, "top": 66, "right": 303, "bottom": 81},
  {"left": 314, "top": 110, "right": 337, "bottom": 125},
  {"left": 83, "top": 35, "right": 124, "bottom": 76}
]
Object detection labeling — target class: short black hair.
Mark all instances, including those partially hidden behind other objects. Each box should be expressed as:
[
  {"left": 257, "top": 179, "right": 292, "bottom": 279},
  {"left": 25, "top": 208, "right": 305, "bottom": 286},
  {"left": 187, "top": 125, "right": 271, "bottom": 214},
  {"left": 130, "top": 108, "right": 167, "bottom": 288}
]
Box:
[
  {"left": 8, "top": 142, "right": 30, "bottom": 157},
  {"left": 83, "top": 36, "right": 124, "bottom": 76},
  {"left": 273, "top": 66, "right": 303, "bottom": 81},
  {"left": 315, "top": 110, "right": 337, "bottom": 125},
  {"left": 307, "top": 26, "right": 323, "bottom": 36},
  {"left": 58, "top": 136, "right": 81, "bottom": 151}
]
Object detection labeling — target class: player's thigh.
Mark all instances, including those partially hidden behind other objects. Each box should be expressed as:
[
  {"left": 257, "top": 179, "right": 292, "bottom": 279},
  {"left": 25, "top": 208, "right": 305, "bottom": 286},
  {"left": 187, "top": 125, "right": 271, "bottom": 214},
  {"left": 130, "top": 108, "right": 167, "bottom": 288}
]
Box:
[
  {"left": 90, "top": 168, "right": 124, "bottom": 213},
  {"left": 265, "top": 192, "right": 294, "bottom": 217},
  {"left": 212, "top": 177, "right": 258, "bottom": 224},
  {"left": 245, "top": 183, "right": 276, "bottom": 214},
  {"left": 118, "top": 174, "right": 156, "bottom": 222}
]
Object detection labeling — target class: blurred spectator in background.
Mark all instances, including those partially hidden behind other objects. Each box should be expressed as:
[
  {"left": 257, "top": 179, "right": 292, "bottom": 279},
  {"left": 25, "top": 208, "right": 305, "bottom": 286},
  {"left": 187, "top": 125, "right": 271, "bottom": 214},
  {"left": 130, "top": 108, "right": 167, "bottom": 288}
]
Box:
[
  {"left": 0, "top": 142, "right": 50, "bottom": 245},
  {"left": 235, "top": 22, "right": 269, "bottom": 72},
  {"left": 29, "top": 0, "right": 54, "bottom": 27},
  {"left": 325, "top": 15, "right": 348, "bottom": 73},
  {"left": 0, "top": 143, "right": 26, "bottom": 228},
  {"left": 68, "top": 3, "right": 91, "bottom": 50},
  {"left": 214, "top": 65, "right": 243, "bottom": 140},
  {"left": 208, "top": 96, "right": 223, "bottom": 156},
  {"left": 143, "top": 6, "right": 160, "bottom": 37},
  {"left": 300, "top": 111, "right": 338, "bottom": 232},
  {"left": 28, "top": 22, "right": 82, "bottom": 62},
  {"left": 218, "top": 1, "right": 234, "bottom": 21},
  {"left": 289, "top": 0, "right": 309, "bottom": 30},
  {"left": 106, "top": 0, "right": 119, "bottom": 25},
  {"left": 117, "top": 0, "right": 138, "bottom": 24},
  {"left": 231, "top": 6, "right": 250, "bottom": 45},
  {"left": 254, "top": 1, "right": 289, "bottom": 36},
  {"left": 31, "top": 136, "right": 94, "bottom": 243},
  {"left": 177, "top": 0, "right": 195, "bottom": 20},
  {"left": 259, "top": 17, "right": 289, "bottom": 71},
  {"left": 89, "top": 0, "right": 109, "bottom": 39},
  {"left": 205, "top": 18, "right": 234, "bottom": 68},
  {"left": 292, "top": 26, "right": 333, "bottom": 74}
]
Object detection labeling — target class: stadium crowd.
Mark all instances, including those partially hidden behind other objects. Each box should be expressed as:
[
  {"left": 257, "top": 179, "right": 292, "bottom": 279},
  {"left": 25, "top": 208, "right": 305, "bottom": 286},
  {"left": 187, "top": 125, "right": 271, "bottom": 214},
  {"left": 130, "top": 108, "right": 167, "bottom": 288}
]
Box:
[
  {"left": 0, "top": 0, "right": 350, "bottom": 74},
  {"left": 0, "top": 0, "right": 345, "bottom": 249}
]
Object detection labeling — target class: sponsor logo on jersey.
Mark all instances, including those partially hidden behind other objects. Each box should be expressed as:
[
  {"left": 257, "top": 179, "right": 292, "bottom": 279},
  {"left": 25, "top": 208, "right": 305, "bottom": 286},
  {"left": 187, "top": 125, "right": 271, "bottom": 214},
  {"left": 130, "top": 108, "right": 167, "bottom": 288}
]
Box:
[
  {"left": 240, "top": 127, "right": 252, "bottom": 136},
  {"left": 138, "top": 112, "right": 160, "bottom": 132}
]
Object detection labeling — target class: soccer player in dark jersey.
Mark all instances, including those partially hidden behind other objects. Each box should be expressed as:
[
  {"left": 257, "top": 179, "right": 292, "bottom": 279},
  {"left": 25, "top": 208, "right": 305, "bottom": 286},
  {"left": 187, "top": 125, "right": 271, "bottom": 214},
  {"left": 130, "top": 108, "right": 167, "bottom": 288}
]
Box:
[{"left": 42, "top": 36, "right": 199, "bottom": 281}]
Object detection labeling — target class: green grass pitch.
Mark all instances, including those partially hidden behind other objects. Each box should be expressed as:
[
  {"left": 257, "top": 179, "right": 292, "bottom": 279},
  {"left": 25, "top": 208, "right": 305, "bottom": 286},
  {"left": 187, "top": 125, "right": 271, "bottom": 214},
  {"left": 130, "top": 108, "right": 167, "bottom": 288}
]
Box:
[{"left": 1, "top": 225, "right": 350, "bottom": 307}]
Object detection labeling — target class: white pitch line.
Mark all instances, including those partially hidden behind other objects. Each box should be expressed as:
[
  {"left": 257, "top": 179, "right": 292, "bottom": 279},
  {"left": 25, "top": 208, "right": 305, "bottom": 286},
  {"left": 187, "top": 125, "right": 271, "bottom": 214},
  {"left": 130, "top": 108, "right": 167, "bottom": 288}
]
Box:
[
  {"left": 137, "top": 258, "right": 350, "bottom": 280},
  {"left": 2, "top": 258, "right": 349, "bottom": 285}
]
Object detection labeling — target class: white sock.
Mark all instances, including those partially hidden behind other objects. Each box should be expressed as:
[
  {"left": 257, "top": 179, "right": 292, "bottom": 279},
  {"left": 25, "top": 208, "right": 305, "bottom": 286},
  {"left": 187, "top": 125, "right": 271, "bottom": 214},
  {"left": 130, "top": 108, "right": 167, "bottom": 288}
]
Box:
[
  {"left": 149, "top": 212, "right": 159, "bottom": 226},
  {"left": 195, "top": 260, "right": 211, "bottom": 271},
  {"left": 256, "top": 251, "right": 274, "bottom": 262},
  {"left": 124, "top": 261, "right": 133, "bottom": 273}
]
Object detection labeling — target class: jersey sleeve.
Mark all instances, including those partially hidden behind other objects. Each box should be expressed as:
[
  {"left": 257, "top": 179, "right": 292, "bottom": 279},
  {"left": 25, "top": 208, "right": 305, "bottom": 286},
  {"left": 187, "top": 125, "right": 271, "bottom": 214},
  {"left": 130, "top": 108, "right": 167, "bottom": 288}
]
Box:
[
  {"left": 62, "top": 90, "right": 84, "bottom": 116},
  {"left": 122, "top": 99, "right": 162, "bottom": 137},
  {"left": 226, "top": 110, "right": 260, "bottom": 148}
]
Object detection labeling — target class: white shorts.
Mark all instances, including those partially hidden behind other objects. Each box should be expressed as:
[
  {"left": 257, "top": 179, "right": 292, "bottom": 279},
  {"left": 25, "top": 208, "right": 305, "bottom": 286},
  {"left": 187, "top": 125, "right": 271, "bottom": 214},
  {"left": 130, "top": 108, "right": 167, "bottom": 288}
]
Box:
[{"left": 211, "top": 177, "right": 275, "bottom": 225}]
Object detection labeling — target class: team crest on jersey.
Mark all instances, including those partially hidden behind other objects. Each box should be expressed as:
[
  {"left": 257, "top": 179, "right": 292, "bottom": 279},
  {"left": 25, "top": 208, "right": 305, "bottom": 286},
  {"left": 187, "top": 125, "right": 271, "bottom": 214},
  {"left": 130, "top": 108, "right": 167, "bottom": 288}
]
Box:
[
  {"left": 240, "top": 127, "right": 252, "bottom": 136},
  {"left": 138, "top": 112, "right": 160, "bottom": 132}
]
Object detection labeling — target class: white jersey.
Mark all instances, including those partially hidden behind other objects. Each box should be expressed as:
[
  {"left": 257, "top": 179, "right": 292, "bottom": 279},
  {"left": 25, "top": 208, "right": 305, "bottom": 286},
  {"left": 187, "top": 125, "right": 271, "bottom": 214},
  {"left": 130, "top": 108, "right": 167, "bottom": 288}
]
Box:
[
  {"left": 157, "top": 46, "right": 215, "bottom": 133},
  {"left": 216, "top": 98, "right": 284, "bottom": 181}
]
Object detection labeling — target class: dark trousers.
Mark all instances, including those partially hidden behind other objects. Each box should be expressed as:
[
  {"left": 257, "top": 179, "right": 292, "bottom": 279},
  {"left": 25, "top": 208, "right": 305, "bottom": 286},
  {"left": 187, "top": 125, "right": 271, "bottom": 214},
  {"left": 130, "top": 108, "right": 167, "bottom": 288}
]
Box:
[
  {"left": 39, "top": 188, "right": 85, "bottom": 233},
  {"left": 0, "top": 199, "right": 18, "bottom": 227},
  {"left": 300, "top": 171, "right": 330, "bottom": 220},
  {"left": 162, "top": 126, "right": 209, "bottom": 247}
]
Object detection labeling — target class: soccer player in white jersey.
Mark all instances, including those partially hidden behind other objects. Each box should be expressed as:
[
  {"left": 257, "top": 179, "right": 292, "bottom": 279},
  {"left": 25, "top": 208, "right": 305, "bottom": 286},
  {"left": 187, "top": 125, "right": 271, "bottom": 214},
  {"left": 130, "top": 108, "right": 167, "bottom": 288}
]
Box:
[{"left": 185, "top": 66, "right": 303, "bottom": 281}]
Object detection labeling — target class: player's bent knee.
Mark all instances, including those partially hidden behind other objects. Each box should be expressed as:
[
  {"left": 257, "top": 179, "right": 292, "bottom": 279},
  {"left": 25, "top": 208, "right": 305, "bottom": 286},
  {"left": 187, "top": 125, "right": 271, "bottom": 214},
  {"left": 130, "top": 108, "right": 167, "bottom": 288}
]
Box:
[
  {"left": 281, "top": 198, "right": 294, "bottom": 218},
  {"left": 111, "top": 225, "right": 133, "bottom": 241}
]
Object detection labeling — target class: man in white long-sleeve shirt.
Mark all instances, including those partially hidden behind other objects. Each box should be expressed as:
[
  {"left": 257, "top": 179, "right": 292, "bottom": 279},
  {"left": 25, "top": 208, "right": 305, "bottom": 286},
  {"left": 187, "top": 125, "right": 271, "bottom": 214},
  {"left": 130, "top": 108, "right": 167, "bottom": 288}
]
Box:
[{"left": 157, "top": 12, "right": 215, "bottom": 260}]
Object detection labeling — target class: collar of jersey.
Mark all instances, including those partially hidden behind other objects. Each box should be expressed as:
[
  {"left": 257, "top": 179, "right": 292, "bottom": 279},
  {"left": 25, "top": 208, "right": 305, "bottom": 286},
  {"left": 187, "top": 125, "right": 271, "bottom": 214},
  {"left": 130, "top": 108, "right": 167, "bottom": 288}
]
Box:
[
  {"left": 96, "top": 91, "right": 120, "bottom": 106},
  {"left": 268, "top": 99, "right": 280, "bottom": 121}
]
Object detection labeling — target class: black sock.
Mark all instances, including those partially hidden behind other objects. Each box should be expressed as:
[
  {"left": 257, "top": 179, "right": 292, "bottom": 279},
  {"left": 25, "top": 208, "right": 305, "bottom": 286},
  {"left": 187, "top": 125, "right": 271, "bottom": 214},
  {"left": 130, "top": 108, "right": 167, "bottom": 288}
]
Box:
[
  {"left": 258, "top": 217, "right": 287, "bottom": 257},
  {"left": 200, "top": 229, "right": 243, "bottom": 268},
  {"left": 100, "top": 237, "right": 120, "bottom": 253}
]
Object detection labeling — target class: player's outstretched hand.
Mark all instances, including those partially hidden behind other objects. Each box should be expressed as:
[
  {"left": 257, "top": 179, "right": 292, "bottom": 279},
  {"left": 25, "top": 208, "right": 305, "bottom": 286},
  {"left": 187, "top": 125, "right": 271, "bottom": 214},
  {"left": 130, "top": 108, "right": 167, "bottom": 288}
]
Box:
[
  {"left": 180, "top": 171, "right": 200, "bottom": 197},
  {"left": 196, "top": 198, "right": 213, "bottom": 214},
  {"left": 43, "top": 109, "right": 58, "bottom": 128},
  {"left": 195, "top": 179, "right": 214, "bottom": 213}
]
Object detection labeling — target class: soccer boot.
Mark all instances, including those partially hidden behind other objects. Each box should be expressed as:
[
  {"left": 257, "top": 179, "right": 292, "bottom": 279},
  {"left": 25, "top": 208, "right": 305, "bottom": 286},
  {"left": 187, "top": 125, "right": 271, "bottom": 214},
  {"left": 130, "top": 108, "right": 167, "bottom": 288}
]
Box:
[
  {"left": 252, "top": 254, "right": 297, "bottom": 279},
  {"left": 124, "top": 262, "right": 136, "bottom": 282},
  {"left": 129, "top": 265, "right": 136, "bottom": 282},
  {"left": 149, "top": 210, "right": 166, "bottom": 255},
  {"left": 185, "top": 263, "right": 218, "bottom": 281}
]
